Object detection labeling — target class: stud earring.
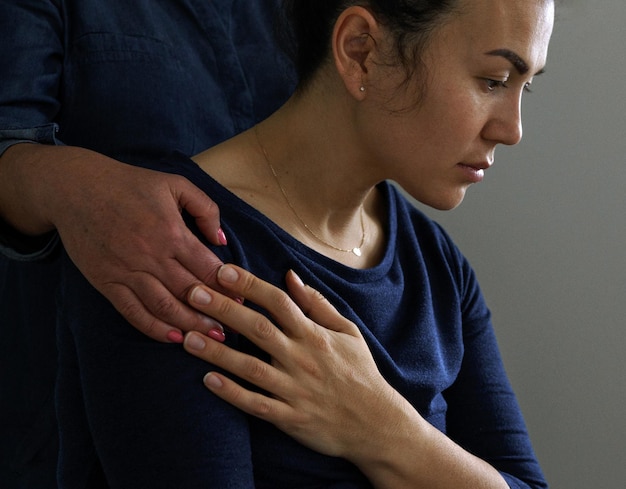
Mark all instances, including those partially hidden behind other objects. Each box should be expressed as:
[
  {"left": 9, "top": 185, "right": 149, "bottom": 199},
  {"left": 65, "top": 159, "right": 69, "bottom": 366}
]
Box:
[{"left": 359, "top": 86, "right": 366, "bottom": 92}]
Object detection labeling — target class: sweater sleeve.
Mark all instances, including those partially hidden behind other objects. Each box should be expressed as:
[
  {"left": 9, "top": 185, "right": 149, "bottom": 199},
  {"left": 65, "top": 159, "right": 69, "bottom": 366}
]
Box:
[
  {"left": 443, "top": 252, "right": 548, "bottom": 489},
  {"left": 56, "top": 246, "right": 256, "bottom": 488}
]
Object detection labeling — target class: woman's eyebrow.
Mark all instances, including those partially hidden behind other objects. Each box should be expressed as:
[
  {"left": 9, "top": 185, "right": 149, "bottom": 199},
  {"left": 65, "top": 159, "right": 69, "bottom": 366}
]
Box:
[{"left": 485, "top": 49, "right": 529, "bottom": 75}]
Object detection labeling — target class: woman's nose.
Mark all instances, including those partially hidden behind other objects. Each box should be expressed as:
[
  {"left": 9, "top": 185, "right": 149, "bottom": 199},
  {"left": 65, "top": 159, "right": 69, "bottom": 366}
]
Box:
[{"left": 483, "top": 95, "right": 524, "bottom": 146}]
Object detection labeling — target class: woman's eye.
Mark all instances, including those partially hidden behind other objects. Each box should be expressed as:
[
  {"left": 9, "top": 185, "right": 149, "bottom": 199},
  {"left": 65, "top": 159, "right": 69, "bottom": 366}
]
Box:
[
  {"left": 485, "top": 79, "right": 508, "bottom": 91},
  {"left": 483, "top": 79, "right": 534, "bottom": 94}
]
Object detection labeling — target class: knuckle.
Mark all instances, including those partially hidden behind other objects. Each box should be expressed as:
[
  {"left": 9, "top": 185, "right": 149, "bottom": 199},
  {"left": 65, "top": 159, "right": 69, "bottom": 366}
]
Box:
[
  {"left": 215, "top": 296, "right": 235, "bottom": 317},
  {"left": 298, "top": 357, "right": 324, "bottom": 380},
  {"left": 165, "top": 224, "right": 187, "bottom": 247},
  {"left": 311, "top": 331, "right": 332, "bottom": 353},
  {"left": 237, "top": 270, "right": 257, "bottom": 296},
  {"left": 198, "top": 262, "right": 222, "bottom": 287},
  {"left": 152, "top": 295, "right": 179, "bottom": 319},
  {"left": 203, "top": 197, "right": 219, "bottom": 218},
  {"left": 169, "top": 173, "right": 188, "bottom": 187},
  {"left": 203, "top": 340, "right": 227, "bottom": 365},
  {"left": 312, "top": 289, "right": 328, "bottom": 304},
  {"left": 274, "top": 289, "right": 295, "bottom": 313},
  {"left": 245, "top": 358, "right": 269, "bottom": 383},
  {"left": 116, "top": 300, "right": 152, "bottom": 331},
  {"left": 248, "top": 397, "right": 273, "bottom": 418},
  {"left": 210, "top": 346, "right": 227, "bottom": 365},
  {"left": 253, "top": 315, "right": 275, "bottom": 340}
]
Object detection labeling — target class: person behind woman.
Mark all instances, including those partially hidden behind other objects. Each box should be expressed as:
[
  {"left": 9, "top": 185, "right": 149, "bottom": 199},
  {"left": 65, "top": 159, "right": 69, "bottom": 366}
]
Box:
[
  {"left": 0, "top": 2, "right": 294, "bottom": 486},
  {"left": 56, "top": 0, "right": 554, "bottom": 487}
]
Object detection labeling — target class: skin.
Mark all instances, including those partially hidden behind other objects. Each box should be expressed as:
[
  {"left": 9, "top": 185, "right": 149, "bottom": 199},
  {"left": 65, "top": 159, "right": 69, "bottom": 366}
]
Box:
[
  {"left": 185, "top": 0, "right": 554, "bottom": 487},
  {"left": 0, "top": 142, "right": 225, "bottom": 342}
]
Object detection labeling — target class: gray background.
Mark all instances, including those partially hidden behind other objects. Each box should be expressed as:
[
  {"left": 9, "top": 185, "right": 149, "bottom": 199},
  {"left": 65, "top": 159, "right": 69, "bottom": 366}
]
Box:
[{"left": 416, "top": 2, "right": 626, "bottom": 488}]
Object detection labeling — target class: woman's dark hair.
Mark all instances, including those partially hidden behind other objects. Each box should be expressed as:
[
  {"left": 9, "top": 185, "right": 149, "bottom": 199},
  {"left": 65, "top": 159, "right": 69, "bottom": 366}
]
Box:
[{"left": 280, "top": 0, "right": 459, "bottom": 89}]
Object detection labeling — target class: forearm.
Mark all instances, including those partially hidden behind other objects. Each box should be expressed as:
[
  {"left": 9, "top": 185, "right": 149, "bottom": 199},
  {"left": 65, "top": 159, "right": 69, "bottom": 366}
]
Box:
[
  {"left": 0, "top": 142, "right": 113, "bottom": 236},
  {"left": 348, "top": 391, "right": 509, "bottom": 489},
  {"left": 1, "top": 143, "right": 227, "bottom": 339}
]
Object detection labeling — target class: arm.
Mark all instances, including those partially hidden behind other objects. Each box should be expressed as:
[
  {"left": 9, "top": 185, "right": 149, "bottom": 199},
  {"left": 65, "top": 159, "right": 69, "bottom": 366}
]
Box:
[
  {"left": 0, "top": 0, "right": 227, "bottom": 342},
  {"left": 56, "top": 254, "right": 253, "bottom": 488},
  {"left": 183, "top": 264, "right": 513, "bottom": 489},
  {"left": 0, "top": 142, "right": 225, "bottom": 341}
]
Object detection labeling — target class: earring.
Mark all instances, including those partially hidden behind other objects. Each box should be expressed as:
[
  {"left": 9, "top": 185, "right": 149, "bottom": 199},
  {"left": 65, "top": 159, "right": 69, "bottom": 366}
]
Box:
[{"left": 359, "top": 86, "right": 366, "bottom": 92}]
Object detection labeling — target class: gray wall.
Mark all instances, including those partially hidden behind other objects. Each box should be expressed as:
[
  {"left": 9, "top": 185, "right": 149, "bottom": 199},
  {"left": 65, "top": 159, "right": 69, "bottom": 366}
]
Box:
[{"left": 417, "top": 2, "right": 626, "bottom": 488}]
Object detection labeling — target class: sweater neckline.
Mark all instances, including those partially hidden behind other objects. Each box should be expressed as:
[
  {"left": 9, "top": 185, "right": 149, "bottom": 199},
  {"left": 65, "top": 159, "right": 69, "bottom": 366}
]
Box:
[{"left": 182, "top": 155, "right": 399, "bottom": 283}]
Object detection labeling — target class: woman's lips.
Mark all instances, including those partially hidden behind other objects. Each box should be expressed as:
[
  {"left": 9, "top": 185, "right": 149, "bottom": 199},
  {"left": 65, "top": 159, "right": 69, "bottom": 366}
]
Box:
[{"left": 457, "top": 162, "right": 490, "bottom": 182}]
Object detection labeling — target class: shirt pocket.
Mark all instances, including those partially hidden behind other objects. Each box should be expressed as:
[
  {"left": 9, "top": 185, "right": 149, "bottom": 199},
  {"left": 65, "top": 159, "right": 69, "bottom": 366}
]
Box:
[{"left": 61, "top": 32, "right": 194, "bottom": 159}]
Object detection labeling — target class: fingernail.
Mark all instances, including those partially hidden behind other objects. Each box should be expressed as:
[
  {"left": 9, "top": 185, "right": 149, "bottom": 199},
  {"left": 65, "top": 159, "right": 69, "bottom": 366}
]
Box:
[
  {"left": 290, "top": 269, "right": 305, "bottom": 287},
  {"left": 217, "top": 228, "right": 228, "bottom": 246},
  {"left": 218, "top": 265, "right": 239, "bottom": 284},
  {"left": 207, "top": 328, "right": 226, "bottom": 343},
  {"left": 204, "top": 373, "right": 223, "bottom": 389},
  {"left": 185, "top": 333, "right": 206, "bottom": 351},
  {"left": 166, "top": 330, "right": 184, "bottom": 344},
  {"left": 190, "top": 286, "right": 212, "bottom": 305},
  {"left": 201, "top": 314, "right": 222, "bottom": 328}
]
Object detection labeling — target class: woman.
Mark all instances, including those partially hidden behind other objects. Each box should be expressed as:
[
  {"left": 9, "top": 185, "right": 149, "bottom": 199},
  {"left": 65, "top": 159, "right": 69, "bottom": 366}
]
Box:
[{"left": 56, "top": 0, "right": 553, "bottom": 487}]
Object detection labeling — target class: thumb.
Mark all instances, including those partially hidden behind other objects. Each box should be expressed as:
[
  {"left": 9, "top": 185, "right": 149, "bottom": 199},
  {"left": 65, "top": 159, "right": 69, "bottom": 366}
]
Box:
[{"left": 285, "top": 270, "right": 359, "bottom": 335}]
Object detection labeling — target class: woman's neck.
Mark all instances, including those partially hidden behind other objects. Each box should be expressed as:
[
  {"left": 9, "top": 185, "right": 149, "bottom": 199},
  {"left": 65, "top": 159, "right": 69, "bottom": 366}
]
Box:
[{"left": 194, "top": 87, "right": 387, "bottom": 268}]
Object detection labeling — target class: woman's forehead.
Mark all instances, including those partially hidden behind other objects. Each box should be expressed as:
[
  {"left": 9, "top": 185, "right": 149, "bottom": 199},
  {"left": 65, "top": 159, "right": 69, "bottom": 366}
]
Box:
[{"left": 429, "top": 0, "right": 554, "bottom": 71}]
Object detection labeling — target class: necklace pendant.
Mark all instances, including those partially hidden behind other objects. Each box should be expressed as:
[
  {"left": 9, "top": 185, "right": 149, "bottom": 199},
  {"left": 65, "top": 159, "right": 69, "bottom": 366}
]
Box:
[{"left": 352, "top": 247, "right": 362, "bottom": 257}]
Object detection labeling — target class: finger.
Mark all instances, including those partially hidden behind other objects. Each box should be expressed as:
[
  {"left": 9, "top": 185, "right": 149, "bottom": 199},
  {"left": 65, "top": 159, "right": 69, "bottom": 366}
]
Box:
[
  {"left": 187, "top": 285, "right": 292, "bottom": 358},
  {"left": 169, "top": 222, "right": 243, "bottom": 301},
  {"left": 142, "top": 173, "right": 229, "bottom": 293},
  {"left": 174, "top": 236, "right": 225, "bottom": 290},
  {"left": 173, "top": 177, "right": 222, "bottom": 246},
  {"left": 183, "top": 332, "right": 291, "bottom": 399},
  {"left": 202, "top": 372, "right": 292, "bottom": 424},
  {"left": 215, "top": 265, "right": 312, "bottom": 338},
  {"left": 105, "top": 273, "right": 224, "bottom": 340},
  {"left": 102, "top": 282, "right": 185, "bottom": 342},
  {"left": 285, "top": 270, "right": 361, "bottom": 336}
]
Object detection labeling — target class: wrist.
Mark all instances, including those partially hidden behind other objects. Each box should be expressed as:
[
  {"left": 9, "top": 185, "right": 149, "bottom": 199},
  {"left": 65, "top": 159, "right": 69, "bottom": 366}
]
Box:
[
  {"left": 343, "top": 387, "right": 429, "bottom": 473},
  {"left": 350, "top": 397, "right": 509, "bottom": 489},
  {"left": 0, "top": 143, "right": 115, "bottom": 236},
  {"left": 0, "top": 143, "right": 60, "bottom": 235}
]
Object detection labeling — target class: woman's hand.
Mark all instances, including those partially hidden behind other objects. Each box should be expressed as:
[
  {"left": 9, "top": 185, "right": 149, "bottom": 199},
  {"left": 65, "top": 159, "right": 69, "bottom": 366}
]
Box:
[
  {"left": 183, "top": 265, "right": 510, "bottom": 489},
  {"left": 183, "top": 264, "right": 408, "bottom": 459}
]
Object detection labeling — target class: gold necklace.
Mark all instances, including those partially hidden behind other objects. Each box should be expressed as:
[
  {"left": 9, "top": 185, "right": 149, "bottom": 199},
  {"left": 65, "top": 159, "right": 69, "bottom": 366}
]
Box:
[{"left": 254, "top": 125, "right": 366, "bottom": 257}]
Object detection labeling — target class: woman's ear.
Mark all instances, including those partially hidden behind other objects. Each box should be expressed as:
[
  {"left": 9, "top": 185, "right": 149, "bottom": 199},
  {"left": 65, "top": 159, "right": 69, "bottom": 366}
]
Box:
[{"left": 332, "top": 7, "right": 381, "bottom": 100}]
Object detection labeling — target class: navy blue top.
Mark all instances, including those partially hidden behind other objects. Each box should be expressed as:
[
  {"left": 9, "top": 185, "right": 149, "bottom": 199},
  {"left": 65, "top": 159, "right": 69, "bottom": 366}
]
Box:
[
  {"left": 0, "top": 1, "right": 294, "bottom": 487},
  {"left": 57, "top": 154, "right": 547, "bottom": 488}
]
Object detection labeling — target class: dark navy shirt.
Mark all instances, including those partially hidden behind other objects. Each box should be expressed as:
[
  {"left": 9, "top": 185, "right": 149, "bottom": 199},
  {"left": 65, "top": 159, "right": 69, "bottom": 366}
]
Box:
[
  {"left": 57, "top": 154, "right": 547, "bottom": 488},
  {"left": 0, "top": 1, "right": 294, "bottom": 487}
]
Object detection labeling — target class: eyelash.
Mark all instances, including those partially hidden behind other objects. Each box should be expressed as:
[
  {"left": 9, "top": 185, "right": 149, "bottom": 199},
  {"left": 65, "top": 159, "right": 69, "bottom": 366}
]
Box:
[{"left": 485, "top": 79, "right": 533, "bottom": 93}]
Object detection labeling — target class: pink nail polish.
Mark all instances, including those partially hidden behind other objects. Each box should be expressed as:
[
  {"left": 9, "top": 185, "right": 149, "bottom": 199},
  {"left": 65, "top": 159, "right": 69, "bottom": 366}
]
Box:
[
  {"left": 217, "top": 228, "right": 228, "bottom": 246},
  {"left": 208, "top": 328, "right": 226, "bottom": 343},
  {"left": 167, "top": 330, "right": 184, "bottom": 344}
]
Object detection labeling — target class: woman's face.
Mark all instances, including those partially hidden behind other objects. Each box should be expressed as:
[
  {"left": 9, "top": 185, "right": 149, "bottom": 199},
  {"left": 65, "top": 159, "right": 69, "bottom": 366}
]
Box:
[{"left": 361, "top": 0, "right": 554, "bottom": 209}]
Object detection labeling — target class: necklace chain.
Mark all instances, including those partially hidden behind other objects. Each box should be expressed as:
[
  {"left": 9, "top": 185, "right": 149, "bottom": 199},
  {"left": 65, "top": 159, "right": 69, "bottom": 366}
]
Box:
[{"left": 254, "top": 126, "right": 366, "bottom": 257}]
